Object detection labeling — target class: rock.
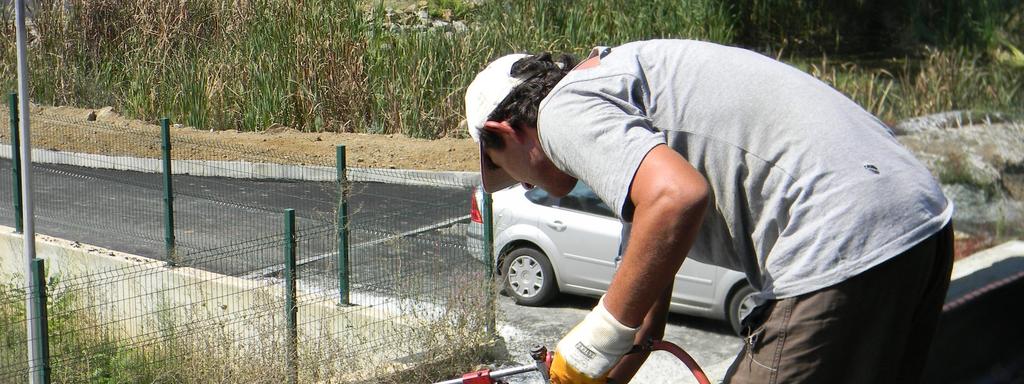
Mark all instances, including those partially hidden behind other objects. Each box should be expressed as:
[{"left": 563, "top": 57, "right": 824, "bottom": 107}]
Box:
[
  {"left": 1004, "top": 164, "right": 1024, "bottom": 200},
  {"left": 453, "top": 21, "right": 469, "bottom": 32},
  {"left": 942, "top": 184, "right": 1024, "bottom": 233},
  {"left": 893, "top": 110, "right": 1012, "bottom": 135},
  {"left": 432, "top": 20, "right": 450, "bottom": 29},
  {"left": 898, "top": 113, "right": 1024, "bottom": 235},
  {"left": 900, "top": 118, "right": 1024, "bottom": 190},
  {"left": 264, "top": 123, "right": 289, "bottom": 134},
  {"left": 96, "top": 106, "right": 116, "bottom": 118}
]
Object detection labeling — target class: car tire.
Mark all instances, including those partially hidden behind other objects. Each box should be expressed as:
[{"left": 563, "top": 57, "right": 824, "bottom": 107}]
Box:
[
  {"left": 501, "top": 247, "right": 558, "bottom": 306},
  {"left": 727, "top": 285, "right": 758, "bottom": 336}
]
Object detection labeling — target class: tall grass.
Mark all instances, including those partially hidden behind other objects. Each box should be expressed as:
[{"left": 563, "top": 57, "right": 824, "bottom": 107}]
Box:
[
  {"left": 0, "top": 0, "right": 730, "bottom": 138},
  {"left": 0, "top": 0, "right": 1020, "bottom": 138},
  {"left": 800, "top": 48, "right": 1023, "bottom": 123}
]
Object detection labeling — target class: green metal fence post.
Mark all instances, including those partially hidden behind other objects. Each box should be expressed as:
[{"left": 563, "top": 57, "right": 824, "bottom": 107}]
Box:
[
  {"left": 160, "top": 118, "right": 176, "bottom": 265},
  {"left": 336, "top": 145, "right": 350, "bottom": 306},
  {"left": 283, "top": 209, "right": 298, "bottom": 384},
  {"left": 482, "top": 192, "right": 496, "bottom": 337},
  {"left": 8, "top": 93, "right": 22, "bottom": 233},
  {"left": 29, "top": 258, "right": 50, "bottom": 384}
]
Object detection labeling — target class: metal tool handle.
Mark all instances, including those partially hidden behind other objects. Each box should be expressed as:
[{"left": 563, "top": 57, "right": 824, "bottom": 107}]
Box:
[
  {"left": 432, "top": 345, "right": 550, "bottom": 384},
  {"left": 432, "top": 364, "right": 538, "bottom": 384},
  {"left": 530, "top": 345, "right": 552, "bottom": 382}
]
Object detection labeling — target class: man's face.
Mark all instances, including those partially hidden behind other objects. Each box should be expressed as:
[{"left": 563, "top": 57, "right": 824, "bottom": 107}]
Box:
[{"left": 483, "top": 121, "right": 576, "bottom": 196}]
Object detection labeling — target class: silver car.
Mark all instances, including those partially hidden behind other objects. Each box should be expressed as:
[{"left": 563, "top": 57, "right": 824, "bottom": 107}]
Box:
[{"left": 468, "top": 182, "right": 756, "bottom": 335}]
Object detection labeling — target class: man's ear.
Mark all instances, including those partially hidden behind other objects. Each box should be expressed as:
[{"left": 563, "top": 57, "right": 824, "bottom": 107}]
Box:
[
  {"left": 483, "top": 120, "right": 520, "bottom": 142},
  {"left": 483, "top": 120, "right": 515, "bottom": 134}
]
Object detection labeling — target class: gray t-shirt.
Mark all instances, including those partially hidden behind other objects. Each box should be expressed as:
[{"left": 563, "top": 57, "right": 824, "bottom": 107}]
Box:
[{"left": 537, "top": 40, "right": 953, "bottom": 299}]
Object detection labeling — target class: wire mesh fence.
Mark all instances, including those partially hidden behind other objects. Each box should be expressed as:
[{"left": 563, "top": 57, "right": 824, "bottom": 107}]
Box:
[
  {"left": 0, "top": 277, "right": 29, "bottom": 382},
  {"left": 0, "top": 105, "right": 492, "bottom": 383}
]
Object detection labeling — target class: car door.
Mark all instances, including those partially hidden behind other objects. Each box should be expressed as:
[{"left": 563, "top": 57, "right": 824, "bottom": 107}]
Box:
[
  {"left": 615, "top": 221, "right": 719, "bottom": 312},
  {"left": 672, "top": 257, "right": 720, "bottom": 311},
  {"left": 533, "top": 183, "right": 621, "bottom": 294}
]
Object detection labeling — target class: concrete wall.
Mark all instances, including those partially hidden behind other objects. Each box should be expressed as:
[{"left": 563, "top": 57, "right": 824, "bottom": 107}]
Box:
[{"left": 0, "top": 225, "right": 424, "bottom": 375}]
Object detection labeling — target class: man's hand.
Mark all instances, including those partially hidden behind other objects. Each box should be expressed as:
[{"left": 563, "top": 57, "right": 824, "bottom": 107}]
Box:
[{"left": 550, "top": 297, "right": 638, "bottom": 383}]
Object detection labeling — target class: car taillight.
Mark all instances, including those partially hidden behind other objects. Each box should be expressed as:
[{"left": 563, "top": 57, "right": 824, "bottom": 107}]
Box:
[{"left": 470, "top": 191, "right": 483, "bottom": 223}]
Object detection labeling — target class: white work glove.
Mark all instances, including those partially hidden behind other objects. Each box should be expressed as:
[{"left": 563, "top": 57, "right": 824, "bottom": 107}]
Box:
[{"left": 550, "top": 296, "right": 638, "bottom": 383}]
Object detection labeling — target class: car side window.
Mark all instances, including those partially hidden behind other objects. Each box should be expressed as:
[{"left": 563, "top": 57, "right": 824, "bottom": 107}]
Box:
[
  {"left": 525, "top": 187, "right": 558, "bottom": 207},
  {"left": 524, "top": 183, "right": 615, "bottom": 218},
  {"left": 524, "top": 182, "right": 610, "bottom": 217},
  {"left": 557, "top": 183, "right": 616, "bottom": 218}
]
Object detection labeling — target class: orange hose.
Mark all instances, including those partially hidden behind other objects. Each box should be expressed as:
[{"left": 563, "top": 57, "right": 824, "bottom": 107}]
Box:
[{"left": 649, "top": 340, "right": 712, "bottom": 384}]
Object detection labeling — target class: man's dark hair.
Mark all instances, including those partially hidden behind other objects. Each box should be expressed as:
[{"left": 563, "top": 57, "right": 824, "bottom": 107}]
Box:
[{"left": 480, "top": 52, "right": 577, "bottom": 150}]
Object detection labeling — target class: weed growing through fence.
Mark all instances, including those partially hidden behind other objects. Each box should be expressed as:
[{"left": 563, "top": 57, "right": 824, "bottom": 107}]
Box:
[
  {"left": 0, "top": 276, "right": 295, "bottom": 383},
  {"left": 0, "top": 256, "right": 500, "bottom": 383},
  {"left": 0, "top": 281, "right": 28, "bottom": 377},
  {"left": 371, "top": 269, "right": 501, "bottom": 383}
]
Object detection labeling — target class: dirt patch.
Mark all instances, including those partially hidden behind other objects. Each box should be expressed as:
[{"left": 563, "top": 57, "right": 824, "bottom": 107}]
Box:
[{"left": 6, "top": 104, "right": 479, "bottom": 172}]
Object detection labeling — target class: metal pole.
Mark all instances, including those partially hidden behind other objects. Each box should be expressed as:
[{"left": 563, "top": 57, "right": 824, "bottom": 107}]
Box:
[
  {"left": 14, "top": 1, "right": 44, "bottom": 382},
  {"left": 8, "top": 93, "right": 22, "bottom": 233},
  {"left": 283, "top": 209, "right": 298, "bottom": 384},
  {"left": 336, "top": 145, "right": 350, "bottom": 306},
  {"left": 482, "top": 192, "right": 496, "bottom": 337},
  {"left": 29, "top": 258, "right": 49, "bottom": 384},
  {"left": 161, "top": 118, "right": 176, "bottom": 265}
]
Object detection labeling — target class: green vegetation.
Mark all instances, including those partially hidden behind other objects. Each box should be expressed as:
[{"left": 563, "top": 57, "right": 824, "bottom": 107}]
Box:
[
  {"left": 0, "top": 273, "right": 498, "bottom": 383},
  {"left": 0, "top": 0, "right": 1021, "bottom": 138},
  {"left": 796, "top": 48, "right": 1023, "bottom": 124}
]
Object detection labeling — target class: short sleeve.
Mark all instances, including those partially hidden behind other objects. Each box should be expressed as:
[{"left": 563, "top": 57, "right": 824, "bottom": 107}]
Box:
[{"left": 538, "top": 76, "right": 665, "bottom": 220}]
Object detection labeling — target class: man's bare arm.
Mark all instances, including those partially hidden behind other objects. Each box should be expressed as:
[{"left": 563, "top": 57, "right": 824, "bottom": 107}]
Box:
[{"left": 603, "top": 144, "right": 709, "bottom": 327}]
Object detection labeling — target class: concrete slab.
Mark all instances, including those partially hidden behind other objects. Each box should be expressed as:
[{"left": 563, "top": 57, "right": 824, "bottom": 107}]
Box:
[
  {"left": 950, "top": 240, "right": 1024, "bottom": 280},
  {"left": 925, "top": 240, "right": 1024, "bottom": 384}
]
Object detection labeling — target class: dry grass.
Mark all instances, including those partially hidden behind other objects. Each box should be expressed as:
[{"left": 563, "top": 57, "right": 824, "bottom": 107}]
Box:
[
  {"left": 1, "top": 0, "right": 732, "bottom": 138},
  {"left": 800, "top": 48, "right": 1023, "bottom": 125},
  {"left": 0, "top": 267, "right": 500, "bottom": 383},
  {"left": 2, "top": 1, "right": 1020, "bottom": 138}
]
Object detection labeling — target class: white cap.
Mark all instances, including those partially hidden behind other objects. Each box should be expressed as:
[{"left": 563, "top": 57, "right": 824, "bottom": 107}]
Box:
[
  {"left": 465, "top": 53, "right": 530, "bottom": 142},
  {"left": 465, "top": 53, "right": 530, "bottom": 192}
]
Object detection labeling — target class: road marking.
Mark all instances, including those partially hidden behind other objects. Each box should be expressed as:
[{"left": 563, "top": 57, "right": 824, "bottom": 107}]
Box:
[{"left": 239, "top": 214, "right": 471, "bottom": 279}]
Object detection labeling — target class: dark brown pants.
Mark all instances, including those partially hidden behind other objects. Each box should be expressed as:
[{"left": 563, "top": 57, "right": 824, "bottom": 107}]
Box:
[{"left": 724, "top": 223, "right": 954, "bottom": 384}]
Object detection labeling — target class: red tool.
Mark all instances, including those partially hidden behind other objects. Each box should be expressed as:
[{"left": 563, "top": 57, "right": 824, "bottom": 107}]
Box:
[
  {"left": 434, "top": 345, "right": 552, "bottom": 384},
  {"left": 433, "top": 340, "right": 711, "bottom": 384}
]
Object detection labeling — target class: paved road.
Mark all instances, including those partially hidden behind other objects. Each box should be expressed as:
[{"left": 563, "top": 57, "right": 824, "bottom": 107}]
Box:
[
  {"left": 0, "top": 158, "right": 742, "bottom": 380},
  {"left": 495, "top": 293, "right": 742, "bottom": 384},
  {"left": 0, "top": 158, "right": 472, "bottom": 273}
]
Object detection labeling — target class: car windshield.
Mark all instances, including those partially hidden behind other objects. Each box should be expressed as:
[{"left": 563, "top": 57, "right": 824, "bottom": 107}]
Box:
[{"left": 525, "top": 182, "right": 615, "bottom": 218}]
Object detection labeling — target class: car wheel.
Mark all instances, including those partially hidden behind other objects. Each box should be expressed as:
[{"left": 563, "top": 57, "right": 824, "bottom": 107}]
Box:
[
  {"left": 727, "top": 285, "right": 758, "bottom": 336},
  {"left": 502, "top": 247, "right": 557, "bottom": 306}
]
